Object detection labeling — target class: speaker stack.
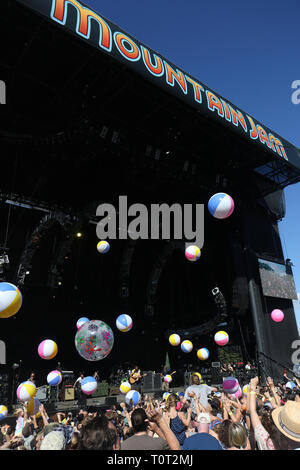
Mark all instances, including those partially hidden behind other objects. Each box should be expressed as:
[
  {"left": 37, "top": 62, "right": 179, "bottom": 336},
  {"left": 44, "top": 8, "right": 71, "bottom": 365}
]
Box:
[
  {"left": 211, "top": 362, "right": 222, "bottom": 385},
  {"left": 143, "top": 371, "right": 162, "bottom": 393}
]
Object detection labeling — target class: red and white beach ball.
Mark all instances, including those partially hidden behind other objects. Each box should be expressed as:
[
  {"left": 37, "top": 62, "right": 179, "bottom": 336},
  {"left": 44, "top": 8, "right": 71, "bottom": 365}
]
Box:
[
  {"left": 38, "top": 340, "right": 58, "bottom": 360},
  {"left": 185, "top": 245, "right": 201, "bottom": 262},
  {"left": 214, "top": 331, "right": 229, "bottom": 347}
]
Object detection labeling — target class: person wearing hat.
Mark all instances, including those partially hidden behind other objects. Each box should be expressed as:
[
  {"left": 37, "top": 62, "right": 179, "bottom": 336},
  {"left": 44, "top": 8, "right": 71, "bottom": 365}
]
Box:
[
  {"left": 184, "top": 373, "right": 218, "bottom": 417},
  {"left": 249, "top": 376, "right": 300, "bottom": 450}
]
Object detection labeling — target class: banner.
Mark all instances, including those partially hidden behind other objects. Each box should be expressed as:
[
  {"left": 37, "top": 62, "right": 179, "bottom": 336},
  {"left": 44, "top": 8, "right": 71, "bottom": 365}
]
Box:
[{"left": 16, "top": 0, "right": 300, "bottom": 171}]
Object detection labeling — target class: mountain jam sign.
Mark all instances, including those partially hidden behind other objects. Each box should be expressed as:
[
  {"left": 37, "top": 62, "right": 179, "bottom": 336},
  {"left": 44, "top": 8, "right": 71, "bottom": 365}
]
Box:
[{"left": 17, "top": 0, "right": 298, "bottom": 166}]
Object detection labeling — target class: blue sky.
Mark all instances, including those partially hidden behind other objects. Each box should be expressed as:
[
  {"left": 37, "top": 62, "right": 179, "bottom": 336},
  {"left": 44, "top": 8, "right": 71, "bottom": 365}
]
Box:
[{"left": 84, "top": 0, "right": 300, "bottom": 332}]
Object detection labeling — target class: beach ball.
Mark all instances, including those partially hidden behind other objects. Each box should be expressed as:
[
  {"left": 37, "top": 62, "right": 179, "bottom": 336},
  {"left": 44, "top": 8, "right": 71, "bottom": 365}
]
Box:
[
  {"left": 271, "top": 309, "right": 284, "bottom": 323},
  {"left": 47, "top": 370, "right": 62, "bottom": 386},
  {"left": 0, "top": 282, "right": 22, "bottom": 319},
  {"left": 185, "top": 245, "right": 201, "bottom": 262},
  {"left": 17, "top": 381, "right": 36, "bottom": 402},
  {"left": 125, "top": 390, "right": 140, "bottom": 406},
  {"left": 197, "top": 348, "right": 210, "bottom": 361},
  {"left": 116, "top": 314, "right": 133, "bottom": 332},
  {"left": 26, "top": 397, "right": 41, "bottom": 418},
  {"left": 169, "top": 334, "right": 181, "bottom": 346},
  {"left": 97, "top": 241, "right": 110, "bottom": 254},
  {"left": 163, "top": 392, "right": 170, "bottom": 401},
  {"left": 38, "top": 340, "right": 58, "bottom": 360},
  {"left": 76, "top": 317, "right": 90, "bottom": 330},
  {"left": 223, "top": 377, "right": 239, "bottom": 394},
  {"left": 214, "top": 331, "right": 229, "bottom": 347},
  {"left": 75, "top": 320, "right": 114, "bottom": 361},
  {"left": 164, "top": 375, "right": 173, "bottom": 384},
  {"left": 181, "top": 340, "right": 193, "bottom": 353},
  {"left": 120, "top": 381, "right": 131, "bottom": 394},
  {"left": 242, "top": 385, "right": 248, "bottom": 395},
  {"left": 81, "top": 376, "right": 98, "bottom": 395},
  {"left": 0, "top": 405, "right": 8, "bottom": 420},
  {"left": 208, "top": 193, "right": 234, "bottom": 219},
  {"left": 234, "top": 387, "right": 242, "bottom": 399}
]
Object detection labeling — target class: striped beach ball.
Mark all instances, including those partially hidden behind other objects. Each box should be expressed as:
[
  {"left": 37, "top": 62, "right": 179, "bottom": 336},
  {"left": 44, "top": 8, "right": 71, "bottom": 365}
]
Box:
[
  {"left": 197, "top": 348, "right": 210, "bottom": 361},
  {"left": 163, "top": 392, "right": 170, "bottom": 401},
  {"left": 169, "top": 334, "right": 181, "bottom": 346},
  {"left": 0, "top": 282, "right": 23, "bottom": 319},
  {"left": 81, "top": 376, "right": 97, "bottom": 395},
  {"left": 242, "top": 385, "right": 248, "bottom": 395},
  {"left": 17, "top": 381, "right": 36, "bottom": 402},
  {"left": 47, "top": 370, "right": 62, "bottom": 386},
  {"left": 185, "top": 245, "right": 201, "bottom": 262},
  {"left": 26, "top": 397, "right": 41, "bottom": 418},
  {"left": 97, "top": 241, "right": 110, "bottom": 254},
  {"left": 164, "top": 375, "right": 173, "bottom": 384},
  {"left": 214, "top": 331, "right": 229, "bottom": 347},
  {"left": 223, "top": 377, "right": 239, "bottom": 394},
  {"left": 0, "top": 405, "right": 8, "bottom": 420},
  {"left": 208, "top": 193, "right": 234, "bottom": 219},
  {"left": 181, "top": 340, "right": 193, "bottom": 353},
  {"left": 125, "top": 390, "right": 140, "bottom": 406},
  {"left": 120, "top": 381, "right": 131, "bottom": 394},
  {"left": 234, "top": 387, "right": 242, "bottom": 399},
  {"left": 76, "top": 317, "right": 90, "bottom": 330},
  {"left": 38, "top": 340, "right": 58, "bottom": 360},
  {"left": 116, "top": 314, "right": 133, "bottom": 332}
]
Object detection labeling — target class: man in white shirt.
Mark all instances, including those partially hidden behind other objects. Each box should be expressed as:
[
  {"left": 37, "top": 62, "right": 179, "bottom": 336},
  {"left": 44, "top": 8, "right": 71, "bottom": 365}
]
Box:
[{"left": 184, "top": 374, "right": 218, "bottom": 415}]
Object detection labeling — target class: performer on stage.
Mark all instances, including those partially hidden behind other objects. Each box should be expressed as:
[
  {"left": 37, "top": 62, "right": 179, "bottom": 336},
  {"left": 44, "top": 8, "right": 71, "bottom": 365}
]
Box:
[
  {"left": 73, "top": 371, "right": 87, "bottom": 408},
  {"left": 27, "top": 372, "right": 36, "bottom": 386},
  {"left": 93, "top": 370, "right": 100, "bottom": 382},
  {"left": 129, "top": 365, "right": 143, "bottom": 393}
]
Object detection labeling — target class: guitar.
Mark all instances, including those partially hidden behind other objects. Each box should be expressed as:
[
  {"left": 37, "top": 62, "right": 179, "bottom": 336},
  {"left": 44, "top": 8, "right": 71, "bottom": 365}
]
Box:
[
  {"left": 129, "top": 372, "right": 148, "bottom": 385},
  {"left": 162, "top": 371, "right": 176, "bottom": 381}
]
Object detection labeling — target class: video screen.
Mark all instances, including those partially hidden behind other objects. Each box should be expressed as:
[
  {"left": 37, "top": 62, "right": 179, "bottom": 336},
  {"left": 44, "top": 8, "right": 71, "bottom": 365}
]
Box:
[{"left": 258, "top": 258, "right": 298, "bottom": 300}]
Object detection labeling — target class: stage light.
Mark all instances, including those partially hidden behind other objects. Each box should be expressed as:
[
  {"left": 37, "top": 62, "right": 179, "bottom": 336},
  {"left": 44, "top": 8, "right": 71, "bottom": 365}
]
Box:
[
  {"left": 58, "top": 281, "right": 62, "bottom": 286},
  {"left": 25, "top": 271, "right": 30, "bottom": 275},
  {"left": 76, "top": 232, "right": 83, "bottom": 238}
]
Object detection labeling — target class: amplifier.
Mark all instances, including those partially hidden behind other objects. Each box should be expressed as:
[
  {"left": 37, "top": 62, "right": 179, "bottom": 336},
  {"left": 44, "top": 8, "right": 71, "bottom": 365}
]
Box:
[
  {"left": 64, "top": 387, "right": 75, "bottom": 401},
  {"left": 143, "top": 372, "right": 162, "bottom": 392}
]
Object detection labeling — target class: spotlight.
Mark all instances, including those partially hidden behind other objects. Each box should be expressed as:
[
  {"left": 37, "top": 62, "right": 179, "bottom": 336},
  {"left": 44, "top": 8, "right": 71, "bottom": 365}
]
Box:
[
  {"left": 58, "top": 281, "right": 62, "bottom": 286},
  {"left": 25, "top": 271, "right": 30, "bottom": 275},
  {"left": 76, "top": 232, "right": 83, "bottom": 238}
]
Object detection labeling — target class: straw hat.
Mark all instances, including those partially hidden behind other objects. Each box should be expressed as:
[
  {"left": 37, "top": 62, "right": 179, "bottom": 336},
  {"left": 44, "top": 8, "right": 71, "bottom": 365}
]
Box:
[{"left": 272, "top": 401, "right": 300, "bottom": 442}]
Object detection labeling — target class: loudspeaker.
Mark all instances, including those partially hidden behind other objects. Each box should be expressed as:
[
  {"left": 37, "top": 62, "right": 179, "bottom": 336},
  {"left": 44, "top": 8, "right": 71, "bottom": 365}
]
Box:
[
  {"left": 143, "top": 372, "right": 162, "bottom": 392},
  {"left": 184, "top": 371, "right": 192, "bottom": 386},
  {"left": 105, "top": 396, "right": 117, "bottom": 406},
  {"left": 64, "top": 387, "right": 74, "bottom": 400},
  {"left": 143, "top": 373, "right": 153, "bottom": 392}
]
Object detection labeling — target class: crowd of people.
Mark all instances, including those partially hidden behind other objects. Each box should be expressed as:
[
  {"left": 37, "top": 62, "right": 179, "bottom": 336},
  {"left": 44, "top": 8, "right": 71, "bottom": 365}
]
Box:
[{"left": 1, "top": 369, "right": 300, "bottom": 451}]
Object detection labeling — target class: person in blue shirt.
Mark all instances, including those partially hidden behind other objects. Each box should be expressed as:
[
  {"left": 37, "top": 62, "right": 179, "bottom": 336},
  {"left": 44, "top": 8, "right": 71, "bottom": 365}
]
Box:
[{"left": 182, "top": 413, "right": 223, "bottom": 450}]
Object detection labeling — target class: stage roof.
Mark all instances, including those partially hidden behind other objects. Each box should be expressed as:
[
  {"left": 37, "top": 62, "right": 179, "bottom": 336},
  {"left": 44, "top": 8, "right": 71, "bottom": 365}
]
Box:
[{"left": 1, "top": 0, "right": 300, "bottom": 204}]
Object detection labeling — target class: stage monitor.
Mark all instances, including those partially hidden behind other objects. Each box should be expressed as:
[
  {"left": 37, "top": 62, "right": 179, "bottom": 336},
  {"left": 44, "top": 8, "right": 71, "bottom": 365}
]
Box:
[{"left": 258, "top": 258, "right": 297, "bottom": 300}]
